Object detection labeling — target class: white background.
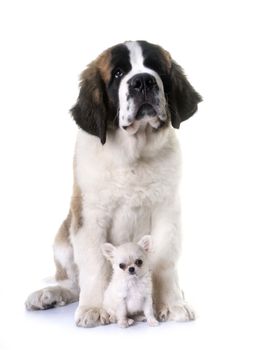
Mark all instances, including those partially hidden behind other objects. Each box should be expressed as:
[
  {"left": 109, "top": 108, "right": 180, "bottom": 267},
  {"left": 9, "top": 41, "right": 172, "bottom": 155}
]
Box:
[{"left": 0, "top": 0, "right": 255, "bottom": 349}]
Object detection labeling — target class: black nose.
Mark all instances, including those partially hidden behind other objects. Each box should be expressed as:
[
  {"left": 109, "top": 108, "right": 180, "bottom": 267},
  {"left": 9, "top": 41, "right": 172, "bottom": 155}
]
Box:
[
  {"left": 129, "top": 73, "right": 157, "bottom": 94},
  {"left": 128, "top": 266, "right": 135, "bottom": 274}
]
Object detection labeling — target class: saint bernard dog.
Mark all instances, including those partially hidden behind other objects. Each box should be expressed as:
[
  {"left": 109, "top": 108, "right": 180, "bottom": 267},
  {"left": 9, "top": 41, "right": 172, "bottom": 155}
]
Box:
[{"left": 25, "top": 40, "right": 202, "bottom": 327}]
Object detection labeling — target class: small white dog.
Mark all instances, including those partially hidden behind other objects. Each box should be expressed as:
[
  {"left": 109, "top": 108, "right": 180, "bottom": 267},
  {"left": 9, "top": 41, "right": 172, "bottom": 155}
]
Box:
[{"left": 101, "top": 235, "right": 159, "bottom": 328}]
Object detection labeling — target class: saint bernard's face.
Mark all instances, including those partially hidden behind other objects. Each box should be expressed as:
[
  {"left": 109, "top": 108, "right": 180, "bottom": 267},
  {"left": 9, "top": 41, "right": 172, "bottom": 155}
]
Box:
[
  {"left": 71, "top": 41, "right": 202, "bottom": 144},
  {"left": 108, "top": 41, "right": 168, "bottom": 135}
]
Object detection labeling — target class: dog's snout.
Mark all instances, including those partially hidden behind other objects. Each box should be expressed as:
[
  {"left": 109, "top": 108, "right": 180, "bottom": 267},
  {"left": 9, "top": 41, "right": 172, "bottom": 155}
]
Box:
[
  {"left": 128, "top": 266, "right": 135, "bottom": 274},
  {"left": 129, "top": 73, "right": 157, "bottom": 94}
]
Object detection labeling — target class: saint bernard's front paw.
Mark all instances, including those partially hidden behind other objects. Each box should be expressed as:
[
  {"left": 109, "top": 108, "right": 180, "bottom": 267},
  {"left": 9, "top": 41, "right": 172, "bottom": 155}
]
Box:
[
  {"left": 157, "top": 304, "right": 170, "bottom": 322},
  {"left": 169, "top": 302, "right": 196, "bottom": 321},
  {"left": 157, "top": 302, "right": 196, "bottom": 322},
  {"left": 75, "top": 306, "right": 110, "bottom": 327}
]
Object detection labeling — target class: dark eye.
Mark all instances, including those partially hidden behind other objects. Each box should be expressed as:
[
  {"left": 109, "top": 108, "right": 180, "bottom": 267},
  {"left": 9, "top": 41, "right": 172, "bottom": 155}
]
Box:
[
  {"left": 135, "top": 259, "right": 143, "bottom": 267},
  {"left": 119, "top": 263, "right": 126, "bottom": 270},
  {"left": 113, "top": 68, "right": 124, "bottom": 79}
]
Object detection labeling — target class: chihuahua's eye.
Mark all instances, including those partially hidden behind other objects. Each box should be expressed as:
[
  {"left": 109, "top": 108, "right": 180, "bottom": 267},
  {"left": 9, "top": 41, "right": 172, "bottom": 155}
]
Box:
[
  {"left": 119, "top": 263, "right": 126, "bottom": 270},
  {"left": 113, "top": 68, "right": 124, "bottom": 79},
  {"left": 135, "top": 259, "right": 143, "bottom": 267}
]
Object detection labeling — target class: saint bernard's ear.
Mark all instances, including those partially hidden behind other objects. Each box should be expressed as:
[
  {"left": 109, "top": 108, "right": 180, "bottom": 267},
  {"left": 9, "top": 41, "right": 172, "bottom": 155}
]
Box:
[
  {"left": 70, "top": 64, "right": 108, "bottom": 144},
  {"left": 168, "top": 61, "right": 202, "bottom": 129}
]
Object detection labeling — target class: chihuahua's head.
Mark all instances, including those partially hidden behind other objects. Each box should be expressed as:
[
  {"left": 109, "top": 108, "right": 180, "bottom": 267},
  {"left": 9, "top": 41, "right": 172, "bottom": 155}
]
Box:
[{"left": 101, "top": 235, "right": 152, "bottom": 279}]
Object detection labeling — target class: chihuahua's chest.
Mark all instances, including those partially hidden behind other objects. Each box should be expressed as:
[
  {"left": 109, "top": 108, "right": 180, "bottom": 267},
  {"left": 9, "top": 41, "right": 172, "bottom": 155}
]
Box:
[{"left": 125, "top": 279, "right": 146, "bottom": 314}]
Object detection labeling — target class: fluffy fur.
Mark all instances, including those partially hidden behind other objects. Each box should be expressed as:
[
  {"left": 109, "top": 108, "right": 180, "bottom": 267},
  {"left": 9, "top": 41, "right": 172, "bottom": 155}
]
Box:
[
  {"left": 102, "top": 236, "right": 158, "bottom": 327},
  {"left": 25, "top": 40, "right": 201, "bottom": 328}
]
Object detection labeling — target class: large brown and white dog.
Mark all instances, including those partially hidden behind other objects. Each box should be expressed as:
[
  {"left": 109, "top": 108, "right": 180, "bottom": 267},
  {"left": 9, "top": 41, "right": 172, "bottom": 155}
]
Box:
[{"left": 25, "top": 40, "right": 202, "bottom": 327}]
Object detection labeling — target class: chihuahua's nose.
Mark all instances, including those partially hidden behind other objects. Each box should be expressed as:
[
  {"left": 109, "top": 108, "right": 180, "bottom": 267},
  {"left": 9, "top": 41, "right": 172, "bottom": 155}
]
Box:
[{"left": 128, "top": 266, "right": 135, "bottom": 275}]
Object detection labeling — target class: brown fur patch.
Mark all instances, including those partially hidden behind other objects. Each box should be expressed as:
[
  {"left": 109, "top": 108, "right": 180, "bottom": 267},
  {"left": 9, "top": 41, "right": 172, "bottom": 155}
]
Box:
[
  {"left": 54, "top": 211, "right": 72, "bottom": 244},
  {"left": 94, "top": 88, "right": 100, "bottom": 103},
  {"left": 79, "top": 48, "right": 111, "bottom": 86},
  {"left": 159, "top": 46, "right": 172, "bottom": 70},
  {"left": 54, "top": 258, "right": 68, "bottom": 280},
  {"left": 70, "top": 157, "right": 83, "bottom": 234},
  {"left": 71, "top": 180, "right": 83, "bottom": 232},
  {"left": 96, "top": 48, "right": 112, "bottom": 82},
  {"left": 54, "top": 211, "right": 72, "bottom": 281},
  {"left": 80, "top": 63, "right": 97, "bottom": 86},
  {"left": 53, "top": 167, "right": 83, "bottom": 279}
]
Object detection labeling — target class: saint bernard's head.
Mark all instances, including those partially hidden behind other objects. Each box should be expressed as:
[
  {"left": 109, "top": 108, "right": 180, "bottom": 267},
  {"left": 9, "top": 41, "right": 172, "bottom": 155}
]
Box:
[{"left": 71, "top": 41, "right": 202, "bottom": 144}]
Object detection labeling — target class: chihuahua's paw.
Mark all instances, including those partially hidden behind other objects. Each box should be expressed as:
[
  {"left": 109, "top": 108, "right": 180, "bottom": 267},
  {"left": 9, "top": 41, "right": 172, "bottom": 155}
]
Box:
[
  {"left": 127, "top": 318, "right": 135, "bottom": 326},
  {"left": 133, "top": 314, "right": 146, "bottom": 322},
  {"left": 169, "top": 302, "right": 196, "bottom": 322},
  {"left": 117, "top": 318, "right": 135, "bottom": 328},
  {"left": 75, "top": 306, "right": 110, "bottom": 327},
  {"left": 147, "top": 317, "right": 159, "bottom": 327}
]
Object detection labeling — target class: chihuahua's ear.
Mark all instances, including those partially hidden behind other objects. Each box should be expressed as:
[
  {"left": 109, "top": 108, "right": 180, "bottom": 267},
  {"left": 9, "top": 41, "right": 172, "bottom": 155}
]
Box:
[
  {"left": 137, "top": 235, "right": 152, "bottom": 253},
  {"left": 101, "top": 243, "right": 116, "bottom": 260}
]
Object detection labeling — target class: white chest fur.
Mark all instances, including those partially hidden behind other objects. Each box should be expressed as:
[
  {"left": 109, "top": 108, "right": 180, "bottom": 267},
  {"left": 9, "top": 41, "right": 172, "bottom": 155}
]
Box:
[
  {"left": 75, "top": 127, "right": 181, "bottom": 244},
  {"left": 125, "top": 277, "right": 148, "bottom": 314},
  {"left": 103, "top": 273, "right": 152, "bottom": 316}
]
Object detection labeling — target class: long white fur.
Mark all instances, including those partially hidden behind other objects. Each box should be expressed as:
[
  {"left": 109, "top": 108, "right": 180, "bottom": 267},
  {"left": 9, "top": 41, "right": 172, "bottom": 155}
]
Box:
[
  {"left": 71, "top": 42, "right": 193, "bottom": 326},
  {"left": 72, "top": 121, "right": 191, "bottom": 326},
  {"left": 25, "top": 41, "right": 195, "bottom": 327},
  {"left": 102, "top": 238, "right": 158, "bottom": 327}
]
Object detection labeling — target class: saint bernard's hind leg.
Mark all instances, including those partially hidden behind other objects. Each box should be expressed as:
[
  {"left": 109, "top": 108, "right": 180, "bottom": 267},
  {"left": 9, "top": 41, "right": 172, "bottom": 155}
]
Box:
[{"left": 25, "top": 212, "right": 79, "bottom": 311}]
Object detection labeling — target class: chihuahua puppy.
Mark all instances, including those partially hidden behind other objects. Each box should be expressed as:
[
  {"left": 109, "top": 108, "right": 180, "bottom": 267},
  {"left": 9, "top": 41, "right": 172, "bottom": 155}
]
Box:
[{"left": 101, "top": 235, "right": 159, "bottom": 328}]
